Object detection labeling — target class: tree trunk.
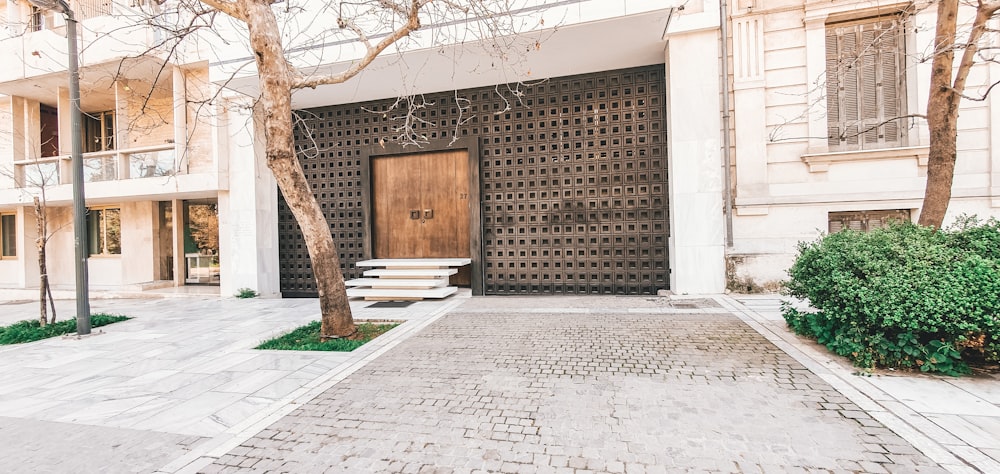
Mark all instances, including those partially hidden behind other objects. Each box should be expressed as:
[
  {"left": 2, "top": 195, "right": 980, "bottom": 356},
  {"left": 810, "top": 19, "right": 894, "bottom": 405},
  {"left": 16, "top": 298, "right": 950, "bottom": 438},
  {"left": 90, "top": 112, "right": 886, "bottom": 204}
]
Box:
[
  {"left": 33, "top": 197, "right": 48, "bottom": 327},
  {"left": 46, "top": 281, "right": 56, "bottom": 324},
  {"left": 918, "top": 0, "right": 960, "bottom": 228},
  {"left": 244, "top": 0, "right": 355, "bottom": 337}
]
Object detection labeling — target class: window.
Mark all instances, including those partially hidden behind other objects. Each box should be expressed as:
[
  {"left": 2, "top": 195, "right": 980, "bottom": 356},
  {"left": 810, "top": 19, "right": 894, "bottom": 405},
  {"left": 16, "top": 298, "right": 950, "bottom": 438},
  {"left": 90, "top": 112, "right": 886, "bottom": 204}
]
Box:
[
  {"left": 83, "top": 111, "right": 115, "bottom": 153},
  {"left": 29, "top": 7, "right": 46, "bottom": 32},
  {"left": 1, "top": 214, "right": 15, "bottom": 258},
  {"left": 828, "top": 209, "right": 910, "bottom": 233},
  {"left": 87, "top": 208, "right": 121, "bottom": 256},
  {"left": 826, "top": 15, "right": 906, "bottom": 150}
]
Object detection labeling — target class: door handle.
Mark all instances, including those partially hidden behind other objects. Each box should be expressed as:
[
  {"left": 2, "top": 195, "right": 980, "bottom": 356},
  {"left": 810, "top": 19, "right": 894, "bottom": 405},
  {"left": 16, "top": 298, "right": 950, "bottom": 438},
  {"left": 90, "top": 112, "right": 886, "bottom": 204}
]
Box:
[
  {"left": 423, "top": 209, "right": 434, "bottom": 219},
  {"left": 409, "top": 209, "right": 420, "bottom": 220}
]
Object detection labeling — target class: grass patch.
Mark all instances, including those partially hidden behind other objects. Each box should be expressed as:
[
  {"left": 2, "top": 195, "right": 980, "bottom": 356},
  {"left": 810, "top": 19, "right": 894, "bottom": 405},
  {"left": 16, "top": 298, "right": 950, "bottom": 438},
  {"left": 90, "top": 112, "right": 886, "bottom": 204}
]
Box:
[
  {"left": 0, "top": 313, "right": 132, "bottom": 345},
  {"left": 256, "top": 321, "right": 400, "bottom": 352}
]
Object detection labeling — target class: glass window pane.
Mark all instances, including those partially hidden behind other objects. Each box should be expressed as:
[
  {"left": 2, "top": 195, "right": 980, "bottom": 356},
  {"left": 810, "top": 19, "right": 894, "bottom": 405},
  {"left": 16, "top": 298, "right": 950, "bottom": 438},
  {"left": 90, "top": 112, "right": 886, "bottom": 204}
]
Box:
[
  {"left": 1, "top": 214, "right": 15, "bottom": 257},
  {"left": 106, "top": 208, "right": 121, "bottom": 254}
]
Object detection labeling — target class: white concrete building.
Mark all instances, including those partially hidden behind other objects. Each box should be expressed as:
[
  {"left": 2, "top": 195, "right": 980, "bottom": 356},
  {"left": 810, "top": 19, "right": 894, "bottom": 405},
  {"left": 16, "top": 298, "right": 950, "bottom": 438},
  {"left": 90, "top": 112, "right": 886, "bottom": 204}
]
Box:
[{"left": 0, "top": 0, "right": 996, "bottom": 298}]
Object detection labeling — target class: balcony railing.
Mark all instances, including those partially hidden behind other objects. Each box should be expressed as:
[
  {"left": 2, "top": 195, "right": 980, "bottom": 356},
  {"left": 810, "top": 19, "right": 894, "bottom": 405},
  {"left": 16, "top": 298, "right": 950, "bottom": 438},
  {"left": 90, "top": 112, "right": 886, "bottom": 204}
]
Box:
[{"left": 13, "top": 144, "right": 177, "bottom": 188}]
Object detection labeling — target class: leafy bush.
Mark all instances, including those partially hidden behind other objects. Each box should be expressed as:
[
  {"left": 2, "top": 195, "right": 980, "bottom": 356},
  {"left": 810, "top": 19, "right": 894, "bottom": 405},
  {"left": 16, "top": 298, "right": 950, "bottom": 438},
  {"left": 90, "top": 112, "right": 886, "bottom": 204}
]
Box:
[
  {"left": 235, "top": 288, "right": 259, "bottom": 299},
  {"left": 783, "top": 218, "right": 1000, "bottom": 376},
  {"left": 0, "top": 313, "right": 131, "bottom": 345}
]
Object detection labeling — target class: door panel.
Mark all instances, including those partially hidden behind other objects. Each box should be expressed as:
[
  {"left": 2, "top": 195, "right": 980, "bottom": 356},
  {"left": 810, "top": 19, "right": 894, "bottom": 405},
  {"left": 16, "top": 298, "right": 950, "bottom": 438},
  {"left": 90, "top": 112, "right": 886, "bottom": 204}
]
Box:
[
  {"left": 372, "top": 155, "right": 423, "bottom": 258},
  {"left": 372, "top": 151, "right": 471, "bottom": 284}
]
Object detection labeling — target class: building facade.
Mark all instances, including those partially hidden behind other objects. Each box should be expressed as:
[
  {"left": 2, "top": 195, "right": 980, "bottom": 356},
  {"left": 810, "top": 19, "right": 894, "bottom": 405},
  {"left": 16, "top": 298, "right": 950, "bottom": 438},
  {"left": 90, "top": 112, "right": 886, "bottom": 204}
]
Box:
[{"left": 0, "top": 0, "right": 997, "bottom": 298}]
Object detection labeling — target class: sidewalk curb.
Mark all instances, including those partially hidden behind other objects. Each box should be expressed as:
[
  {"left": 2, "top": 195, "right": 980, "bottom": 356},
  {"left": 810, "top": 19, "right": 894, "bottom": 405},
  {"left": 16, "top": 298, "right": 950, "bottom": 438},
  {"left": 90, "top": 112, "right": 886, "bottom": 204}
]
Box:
[{"left": 715, "top": 295, "right": 981, "bottom": 474}]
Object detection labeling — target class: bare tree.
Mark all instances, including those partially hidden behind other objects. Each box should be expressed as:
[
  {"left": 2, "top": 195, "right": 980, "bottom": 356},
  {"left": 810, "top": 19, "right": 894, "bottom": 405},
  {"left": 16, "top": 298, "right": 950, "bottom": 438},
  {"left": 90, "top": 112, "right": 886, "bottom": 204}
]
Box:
[
  {"left": 135, "top": 0, "right": 539, "bottom": 337},
  {"left": 919, "top": 0, "right": 1000, "bottom": 227}
]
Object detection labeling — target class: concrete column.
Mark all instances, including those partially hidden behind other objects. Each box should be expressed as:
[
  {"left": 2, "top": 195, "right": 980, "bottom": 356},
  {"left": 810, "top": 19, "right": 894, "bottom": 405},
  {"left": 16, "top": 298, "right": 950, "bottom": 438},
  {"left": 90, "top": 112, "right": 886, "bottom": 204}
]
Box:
[
  {"left": 115, "top": 80, "right": 130, "bottom": 176},
  {"left": 10, "top": 96, "right": 26, "bottom": 186},
  {"left": 172, "top": 198, "right": 185, "bottom": 286},
  {"left": 18, "top": 206, "right": 39, "bottom": 289},
  {"left": 172, "top": 66, "right": 187, "bottom": 173},
  {"left": 120, "top": 201, "right": 156, "bottom": 285},
  {"left": 665, "top": 27, "right": 727, "bottom": 294},
  {"left": 218, "top": 100, "right": 280, "bottom": 297}
]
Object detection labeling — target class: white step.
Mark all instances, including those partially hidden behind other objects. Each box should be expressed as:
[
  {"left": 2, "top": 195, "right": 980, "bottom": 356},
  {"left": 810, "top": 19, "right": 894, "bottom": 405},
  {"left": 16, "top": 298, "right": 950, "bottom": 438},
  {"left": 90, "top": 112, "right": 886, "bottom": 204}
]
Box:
[
  {"left": 363, "top": 268, "right": 458, "bottom": 278},
  {"left": 344, "top": 278, "right": 448, "bottom": 288},
  {"left": 355, "top": 258, "right": 472, "bottom": 268},
  {"left": 346, "top": 286, "right": 458, "bottom": 300}
]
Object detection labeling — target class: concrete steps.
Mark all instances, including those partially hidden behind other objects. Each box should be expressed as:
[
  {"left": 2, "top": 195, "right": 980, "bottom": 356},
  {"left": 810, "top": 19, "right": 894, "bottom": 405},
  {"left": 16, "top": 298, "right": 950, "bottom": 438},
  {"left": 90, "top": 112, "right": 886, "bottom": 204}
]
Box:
[
  {"left": 344, "top": 278, "right": 448, "bottom": 289},
  {"left": 345, "top": 286, "right": 458, "bottom": 301},
  {"left": 347, "top": 258, "right": 471, "bottom": 301}
]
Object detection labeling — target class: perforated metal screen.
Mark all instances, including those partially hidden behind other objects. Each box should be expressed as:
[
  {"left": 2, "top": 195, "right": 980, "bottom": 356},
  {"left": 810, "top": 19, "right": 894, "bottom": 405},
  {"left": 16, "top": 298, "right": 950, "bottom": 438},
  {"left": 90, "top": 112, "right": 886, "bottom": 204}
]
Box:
[{"left": 279, "top": 64, "right": 669, "bottom": 297}]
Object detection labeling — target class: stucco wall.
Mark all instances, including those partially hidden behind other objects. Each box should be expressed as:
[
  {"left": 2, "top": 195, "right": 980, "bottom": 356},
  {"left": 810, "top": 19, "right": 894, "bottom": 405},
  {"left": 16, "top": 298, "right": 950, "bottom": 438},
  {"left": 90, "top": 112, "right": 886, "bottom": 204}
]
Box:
[{"left": 727, "top": 0, "right": 1000, "bottom": 291}]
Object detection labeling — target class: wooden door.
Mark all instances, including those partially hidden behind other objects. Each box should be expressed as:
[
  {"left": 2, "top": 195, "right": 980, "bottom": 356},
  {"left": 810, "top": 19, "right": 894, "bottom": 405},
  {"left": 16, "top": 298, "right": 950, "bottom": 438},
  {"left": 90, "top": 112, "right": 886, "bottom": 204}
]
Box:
[{"left": 372, "top": 150, "right": 471, "bottom": 283}]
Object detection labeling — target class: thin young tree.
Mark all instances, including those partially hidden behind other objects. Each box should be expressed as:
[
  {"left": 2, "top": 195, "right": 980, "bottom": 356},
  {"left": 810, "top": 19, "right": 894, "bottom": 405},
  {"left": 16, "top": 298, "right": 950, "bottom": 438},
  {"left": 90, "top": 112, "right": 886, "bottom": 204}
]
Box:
[
  {"left": 0, "top": 145, "right": 60, "bottom": 326},
  {"left": 919, "top": 0, "right": 1000, "bottom": 227}
]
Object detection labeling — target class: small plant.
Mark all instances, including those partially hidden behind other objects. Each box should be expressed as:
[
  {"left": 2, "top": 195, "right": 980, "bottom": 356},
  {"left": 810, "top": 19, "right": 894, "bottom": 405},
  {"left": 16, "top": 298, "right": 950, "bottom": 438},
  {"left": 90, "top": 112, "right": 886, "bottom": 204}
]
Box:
[
  {"left": 256, "top": 321, "right": 400, "bottom": 352},
  {"left": 783, "top": 218, "right": 1000, "bottom": 376},
  {"left": 235, "top": 288, "right": 259, "bottom": 299},
  {"left": 0, "top": 313, "right": 131, "bottom": 345}
]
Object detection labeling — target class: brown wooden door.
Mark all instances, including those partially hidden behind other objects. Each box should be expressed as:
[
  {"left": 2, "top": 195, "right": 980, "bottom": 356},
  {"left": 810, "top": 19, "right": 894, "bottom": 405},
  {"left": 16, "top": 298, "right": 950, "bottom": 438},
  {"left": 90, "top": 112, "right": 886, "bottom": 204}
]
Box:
[{"left": 372, "top": 150, "right": 471, "bottom": 283}]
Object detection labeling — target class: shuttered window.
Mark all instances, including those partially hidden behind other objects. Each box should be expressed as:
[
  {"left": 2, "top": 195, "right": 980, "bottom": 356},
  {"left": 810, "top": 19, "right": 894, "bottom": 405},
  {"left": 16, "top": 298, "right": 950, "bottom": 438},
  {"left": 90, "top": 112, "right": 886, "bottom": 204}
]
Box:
[
  {"left": 826, "top": 16, "right": 906, "bottom": 150},
  {"left": 828, "top": 209, "right": 910, "bottom": 233}
]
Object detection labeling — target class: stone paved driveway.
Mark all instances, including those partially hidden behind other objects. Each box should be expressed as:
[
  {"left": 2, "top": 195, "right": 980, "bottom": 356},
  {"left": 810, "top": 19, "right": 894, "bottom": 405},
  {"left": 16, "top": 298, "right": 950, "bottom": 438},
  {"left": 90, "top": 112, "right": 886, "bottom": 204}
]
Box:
[{"left": 207, "top": 297, "right": 944, "bottom": 473}]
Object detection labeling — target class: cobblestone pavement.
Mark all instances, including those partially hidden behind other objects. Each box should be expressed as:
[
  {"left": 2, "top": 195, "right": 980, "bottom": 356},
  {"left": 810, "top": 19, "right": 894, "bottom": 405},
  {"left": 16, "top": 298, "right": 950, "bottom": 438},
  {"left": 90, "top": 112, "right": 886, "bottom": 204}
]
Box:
[{"left": 207, "top": 297, "right": 945, "bottom": 473}]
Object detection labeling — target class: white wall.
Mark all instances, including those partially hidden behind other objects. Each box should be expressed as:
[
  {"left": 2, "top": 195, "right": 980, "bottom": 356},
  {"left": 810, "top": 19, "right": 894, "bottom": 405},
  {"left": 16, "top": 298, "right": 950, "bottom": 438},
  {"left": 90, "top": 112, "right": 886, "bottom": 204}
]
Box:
[{"left": 727, "top": 0, "right": 1000, "bottom": 290}]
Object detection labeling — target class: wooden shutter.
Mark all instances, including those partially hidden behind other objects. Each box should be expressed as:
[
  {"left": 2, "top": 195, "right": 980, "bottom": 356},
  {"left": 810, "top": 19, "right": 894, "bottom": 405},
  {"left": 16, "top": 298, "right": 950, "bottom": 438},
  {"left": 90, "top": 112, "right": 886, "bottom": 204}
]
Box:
[
  {"left": 826, "top": 17, "right": 905, "bottom": 150},
  {"left": 828, "top": 209, "right": 911, "bottom": 233}
]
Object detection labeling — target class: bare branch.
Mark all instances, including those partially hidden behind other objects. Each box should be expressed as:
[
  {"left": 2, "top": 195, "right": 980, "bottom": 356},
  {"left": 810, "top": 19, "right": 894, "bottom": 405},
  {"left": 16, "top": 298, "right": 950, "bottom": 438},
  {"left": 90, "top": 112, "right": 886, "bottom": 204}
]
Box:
[
  {"left": 292, "top": 0, "right": 425, "bottom": 89},
  {"left": 198, "top": 0, "right": 246, "bottom": 21},
  {"left": 956, "top": 79, "right": 1000, "bottom": 101},
  {"left": 952, "top": 1, "right": 999, "bottom": 97}
]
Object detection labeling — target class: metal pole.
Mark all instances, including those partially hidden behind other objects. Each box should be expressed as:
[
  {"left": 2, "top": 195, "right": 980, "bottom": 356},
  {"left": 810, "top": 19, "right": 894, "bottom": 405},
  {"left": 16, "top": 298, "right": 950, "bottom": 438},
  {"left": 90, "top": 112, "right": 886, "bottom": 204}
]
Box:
[
  {"left": 719, "top": 0, "right": 734, "bottom": 248},
  {"left": 65, "top": 8, "right": 91, "bottom": 334}
]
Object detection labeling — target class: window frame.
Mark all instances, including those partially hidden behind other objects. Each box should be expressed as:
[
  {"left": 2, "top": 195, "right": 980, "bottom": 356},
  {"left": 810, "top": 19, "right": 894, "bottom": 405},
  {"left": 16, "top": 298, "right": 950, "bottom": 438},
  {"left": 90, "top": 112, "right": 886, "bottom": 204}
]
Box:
[
  {"left": 0, "top": 213, "right": 16, "bottom": 259},
  {"left": 83, "top": 111, "right": 116, "bottom": 153},
  {"left": 824, "top": 14, "right": 908, "bottom": 152},
  {"left": 87, "top": 207, "right": 122, "bottom": 257}
]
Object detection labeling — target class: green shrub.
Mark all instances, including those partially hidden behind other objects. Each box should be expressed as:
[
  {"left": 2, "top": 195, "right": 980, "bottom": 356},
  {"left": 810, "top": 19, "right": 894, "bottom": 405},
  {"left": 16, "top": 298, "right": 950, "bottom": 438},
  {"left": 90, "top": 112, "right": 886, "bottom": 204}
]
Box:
[
  {"left": 235, "top": 288, "right": 259, "bottom": 299},
  {"left": 0, "top": 313, "right": 131, "bottom": 345},
  {"left": 783, "top": 218, "right": 1000, "bottom": 376}
]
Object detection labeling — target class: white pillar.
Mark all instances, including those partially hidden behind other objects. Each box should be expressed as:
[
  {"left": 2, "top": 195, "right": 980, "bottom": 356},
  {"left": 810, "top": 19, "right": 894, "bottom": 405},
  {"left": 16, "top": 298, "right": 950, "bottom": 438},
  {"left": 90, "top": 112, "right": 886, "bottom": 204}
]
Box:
[
  {"left": 218, "top": 100, "right": 280, "bottom": 297},
  {"left": 172, "top": 198, "right": 184, "bottom": 286},
  {"left": 172, "top": 66, "right": 187, "bottom": 172},
  {"left": 665, "top": 27, "right": 727, "bottom": 294}
]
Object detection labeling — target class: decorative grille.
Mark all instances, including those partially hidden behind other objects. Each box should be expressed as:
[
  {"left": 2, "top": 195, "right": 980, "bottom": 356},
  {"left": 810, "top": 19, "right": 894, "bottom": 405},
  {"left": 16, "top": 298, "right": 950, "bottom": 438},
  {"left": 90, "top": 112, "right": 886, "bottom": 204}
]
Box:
[{"left": 280, "top": 64, "right": 669, "bottom": 296}]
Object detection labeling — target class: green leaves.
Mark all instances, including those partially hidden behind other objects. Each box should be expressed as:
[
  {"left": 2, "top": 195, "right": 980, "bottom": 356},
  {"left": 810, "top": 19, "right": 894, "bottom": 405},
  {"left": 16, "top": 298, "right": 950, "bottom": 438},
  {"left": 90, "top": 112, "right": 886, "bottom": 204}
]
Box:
[
  {"left": 0, "top": 313, "right": 130, "bottom": 345},
  {"left": 782, "top": 218, "right": 999, "bottom": 376}
]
